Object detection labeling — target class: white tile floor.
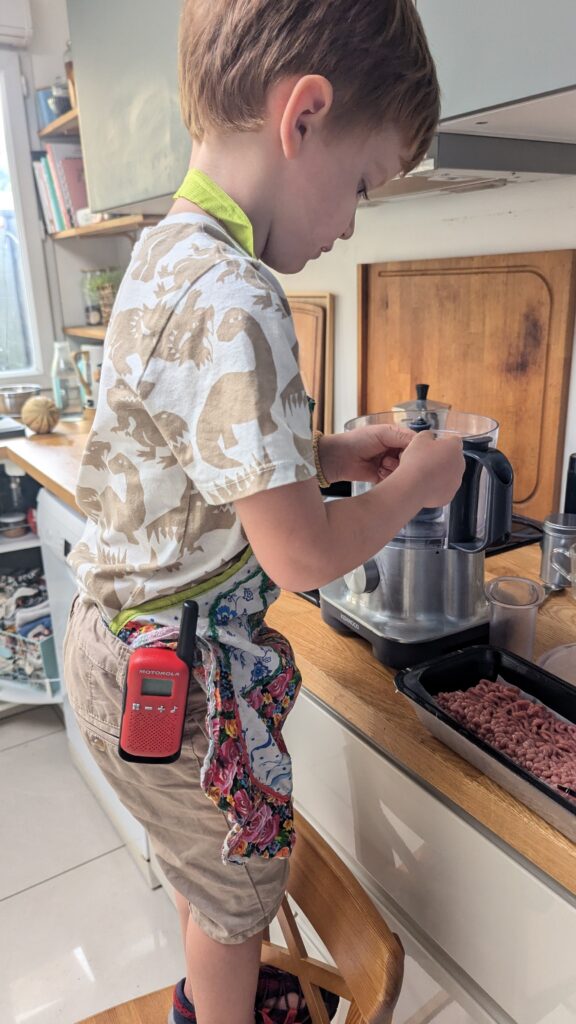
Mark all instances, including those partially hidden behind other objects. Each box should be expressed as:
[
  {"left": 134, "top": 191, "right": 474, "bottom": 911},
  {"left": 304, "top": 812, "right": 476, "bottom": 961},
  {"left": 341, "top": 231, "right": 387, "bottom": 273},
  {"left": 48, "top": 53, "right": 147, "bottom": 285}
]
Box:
[
  {"left": 0, "top": 705, "right": 184, "bottom": 1024},
  {"left": 0, "top": 706, "right": 483, "bottom": 1024}
]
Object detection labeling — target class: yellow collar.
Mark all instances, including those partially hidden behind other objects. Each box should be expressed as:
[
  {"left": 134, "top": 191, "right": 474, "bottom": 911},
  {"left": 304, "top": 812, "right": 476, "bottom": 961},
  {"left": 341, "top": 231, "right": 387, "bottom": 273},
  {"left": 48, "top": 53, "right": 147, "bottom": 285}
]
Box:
[{"left": 173, "top": 168, "right": 255, "bottom": 257}]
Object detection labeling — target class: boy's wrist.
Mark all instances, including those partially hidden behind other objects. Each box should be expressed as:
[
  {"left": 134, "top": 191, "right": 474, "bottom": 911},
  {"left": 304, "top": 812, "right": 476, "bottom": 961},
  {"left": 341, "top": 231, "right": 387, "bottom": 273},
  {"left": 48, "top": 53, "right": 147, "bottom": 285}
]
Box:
[{"left": 312, "top": 431, "right": 331, "bottom": 487}]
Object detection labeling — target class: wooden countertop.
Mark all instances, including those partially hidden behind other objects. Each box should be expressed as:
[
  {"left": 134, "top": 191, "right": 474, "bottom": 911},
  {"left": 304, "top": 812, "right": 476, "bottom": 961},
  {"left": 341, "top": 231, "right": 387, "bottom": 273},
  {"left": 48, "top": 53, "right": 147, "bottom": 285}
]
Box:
[
  {"left": 3, "top": 426, "right": 576, "bottom": 893},
  {"left": 0, "top": 419, "right": 91, "bottom": 513}
]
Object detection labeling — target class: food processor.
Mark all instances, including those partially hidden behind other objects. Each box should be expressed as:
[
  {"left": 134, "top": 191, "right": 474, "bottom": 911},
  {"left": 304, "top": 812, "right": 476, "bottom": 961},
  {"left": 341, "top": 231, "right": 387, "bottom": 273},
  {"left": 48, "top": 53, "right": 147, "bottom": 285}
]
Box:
[{"left": 320, "top": 409, "right": 514, "bottom": 668}]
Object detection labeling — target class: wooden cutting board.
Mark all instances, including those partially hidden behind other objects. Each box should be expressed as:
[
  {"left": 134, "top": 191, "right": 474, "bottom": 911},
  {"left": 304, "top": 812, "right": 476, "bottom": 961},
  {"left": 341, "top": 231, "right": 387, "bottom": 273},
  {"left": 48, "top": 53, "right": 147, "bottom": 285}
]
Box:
[
  {"left": 358, "top": 250, "right": 576, "bottom": 520},
  {"left": 288, "top": 292, "right": 335, "bottom": 434},
  {"left": 289, "top": 301, "right": 325, "bottom": 430}
]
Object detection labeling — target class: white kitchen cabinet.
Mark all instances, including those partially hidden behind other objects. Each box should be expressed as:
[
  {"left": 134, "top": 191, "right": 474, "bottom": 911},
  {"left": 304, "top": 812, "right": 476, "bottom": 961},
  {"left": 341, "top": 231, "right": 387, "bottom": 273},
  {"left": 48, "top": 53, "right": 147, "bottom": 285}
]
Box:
[
  {"left": 285, "top": 688, "right": 576, "bottom": 1023},
  {"left": 418, "top": 0, "right": 576, "bottom": 121},
  {"left": 37, "top": 489, "right": 158, "bottom": 887}
]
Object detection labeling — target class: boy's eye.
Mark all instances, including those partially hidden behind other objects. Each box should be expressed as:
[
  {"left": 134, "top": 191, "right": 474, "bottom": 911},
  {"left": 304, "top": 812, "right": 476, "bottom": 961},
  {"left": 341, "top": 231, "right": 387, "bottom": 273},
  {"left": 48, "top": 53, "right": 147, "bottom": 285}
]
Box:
[{"left": 357, "top": 184, "right": 369, "bottom": 202}]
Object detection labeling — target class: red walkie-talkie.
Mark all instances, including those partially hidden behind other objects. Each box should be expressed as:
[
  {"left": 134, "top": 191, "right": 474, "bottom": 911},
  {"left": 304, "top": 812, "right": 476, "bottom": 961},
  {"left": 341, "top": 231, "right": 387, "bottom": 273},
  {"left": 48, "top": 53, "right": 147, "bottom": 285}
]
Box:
[{"left": 118, "top": 600, "right": 199, "bottom": 764}]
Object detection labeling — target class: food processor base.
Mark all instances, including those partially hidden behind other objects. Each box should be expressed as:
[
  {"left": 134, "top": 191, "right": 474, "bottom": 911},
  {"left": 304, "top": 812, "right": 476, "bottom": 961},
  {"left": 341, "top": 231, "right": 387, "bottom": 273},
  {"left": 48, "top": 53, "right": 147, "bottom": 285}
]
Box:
[{"left": 320, "top": 597, "right": 490, "bottom": 669}]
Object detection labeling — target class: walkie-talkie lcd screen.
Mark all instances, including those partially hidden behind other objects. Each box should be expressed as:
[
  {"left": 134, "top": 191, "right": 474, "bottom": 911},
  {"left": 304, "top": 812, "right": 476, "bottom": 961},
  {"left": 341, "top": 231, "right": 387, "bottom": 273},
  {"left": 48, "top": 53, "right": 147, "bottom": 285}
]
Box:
[{"left": 141, "top": 677, "right": 173, "bottom": 696}]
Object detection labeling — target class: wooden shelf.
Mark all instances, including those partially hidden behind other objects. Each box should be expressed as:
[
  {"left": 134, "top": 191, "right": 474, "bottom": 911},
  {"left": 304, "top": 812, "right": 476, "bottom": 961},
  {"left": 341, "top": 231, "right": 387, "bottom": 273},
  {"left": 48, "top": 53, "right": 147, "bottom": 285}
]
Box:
[
  {"left": 0, "top": 679, "right": 62, "bottom": 706},
  {"left": 50, "top": 214, "right": 161, "bottom": 240},
  {"left": 64, "top": 326, "right": 106, "bottom": 341},
  {"left": 0, "top": 531, "right": 41, "bottom": 554},
  {"left": 38, "top": 108, "right": 80, "bottom": 139}
]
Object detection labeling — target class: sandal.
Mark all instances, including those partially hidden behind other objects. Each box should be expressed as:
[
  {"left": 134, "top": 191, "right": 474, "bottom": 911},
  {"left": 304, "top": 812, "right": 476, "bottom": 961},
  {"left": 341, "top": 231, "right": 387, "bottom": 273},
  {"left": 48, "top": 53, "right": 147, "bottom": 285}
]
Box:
[
  {"left": 256, "top": 965, "right": 340, "bottom": 1024},
  {"left": 169, "top": 966, "right": 340, "bottom": 1024}
]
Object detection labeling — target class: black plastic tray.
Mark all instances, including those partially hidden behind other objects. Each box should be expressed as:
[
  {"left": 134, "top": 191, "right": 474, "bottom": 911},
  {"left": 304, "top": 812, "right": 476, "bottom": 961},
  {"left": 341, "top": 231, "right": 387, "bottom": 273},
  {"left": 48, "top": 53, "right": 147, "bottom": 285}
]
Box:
[{"left": 395, "top": 645, "right": 576, "bottom": 840}]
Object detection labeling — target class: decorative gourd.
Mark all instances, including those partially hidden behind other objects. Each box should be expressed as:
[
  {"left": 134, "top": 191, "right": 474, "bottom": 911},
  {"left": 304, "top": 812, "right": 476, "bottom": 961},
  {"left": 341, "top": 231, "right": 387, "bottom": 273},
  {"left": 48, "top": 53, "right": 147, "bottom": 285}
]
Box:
[{"left": 21, "top": 396, "right": 60, "bottom": 434}]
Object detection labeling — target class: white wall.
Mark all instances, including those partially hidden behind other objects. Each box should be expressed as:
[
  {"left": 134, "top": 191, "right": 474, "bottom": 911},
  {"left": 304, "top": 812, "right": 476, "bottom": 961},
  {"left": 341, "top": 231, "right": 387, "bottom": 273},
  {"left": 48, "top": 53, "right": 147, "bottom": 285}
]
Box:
[{"left": 278, "top": 175, "right": 576, "bottom": 503}]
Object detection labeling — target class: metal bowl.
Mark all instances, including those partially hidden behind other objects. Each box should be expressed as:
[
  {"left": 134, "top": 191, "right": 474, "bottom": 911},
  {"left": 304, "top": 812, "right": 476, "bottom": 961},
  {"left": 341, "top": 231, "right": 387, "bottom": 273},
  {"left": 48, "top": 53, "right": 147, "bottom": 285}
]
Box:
[{"left": 0, "top": 384, "right": 42, "bottom": 417}]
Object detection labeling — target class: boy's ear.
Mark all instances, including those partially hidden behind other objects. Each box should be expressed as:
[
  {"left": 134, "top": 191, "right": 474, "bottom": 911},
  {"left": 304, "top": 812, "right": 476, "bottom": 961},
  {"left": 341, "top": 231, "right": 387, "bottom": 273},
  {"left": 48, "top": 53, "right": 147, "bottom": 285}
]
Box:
[{"left": 279, "top": 75, "right": 334, "bottom": 159}]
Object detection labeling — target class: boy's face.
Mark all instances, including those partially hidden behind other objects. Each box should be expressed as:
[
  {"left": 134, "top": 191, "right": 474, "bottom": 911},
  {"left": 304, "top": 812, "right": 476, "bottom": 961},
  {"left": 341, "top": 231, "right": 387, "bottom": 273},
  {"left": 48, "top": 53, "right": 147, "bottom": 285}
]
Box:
[{"left": 263, "top": 124, "right": 407, "bottom": 274}]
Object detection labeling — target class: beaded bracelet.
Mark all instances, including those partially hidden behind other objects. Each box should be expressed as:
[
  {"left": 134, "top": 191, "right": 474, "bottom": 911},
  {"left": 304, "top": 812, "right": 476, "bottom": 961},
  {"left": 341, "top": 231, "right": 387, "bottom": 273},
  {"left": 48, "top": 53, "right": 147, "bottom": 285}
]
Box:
[{"left": 312, "top": 431, "right": 330, "bottom": 489}]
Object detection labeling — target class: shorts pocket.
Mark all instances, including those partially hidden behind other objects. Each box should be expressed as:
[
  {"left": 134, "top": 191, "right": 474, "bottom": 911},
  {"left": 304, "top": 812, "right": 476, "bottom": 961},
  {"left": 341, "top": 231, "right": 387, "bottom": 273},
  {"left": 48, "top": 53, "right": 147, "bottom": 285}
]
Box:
[{"left": 64, "top": 605, "right": 126, "bottom": 734}]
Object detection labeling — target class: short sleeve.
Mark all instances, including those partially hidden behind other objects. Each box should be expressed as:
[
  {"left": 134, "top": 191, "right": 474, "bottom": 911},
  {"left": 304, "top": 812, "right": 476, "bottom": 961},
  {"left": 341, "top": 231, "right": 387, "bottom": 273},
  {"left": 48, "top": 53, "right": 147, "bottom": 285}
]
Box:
[{"left": 138, "top": 259, "right": 316, "bottom": 505}]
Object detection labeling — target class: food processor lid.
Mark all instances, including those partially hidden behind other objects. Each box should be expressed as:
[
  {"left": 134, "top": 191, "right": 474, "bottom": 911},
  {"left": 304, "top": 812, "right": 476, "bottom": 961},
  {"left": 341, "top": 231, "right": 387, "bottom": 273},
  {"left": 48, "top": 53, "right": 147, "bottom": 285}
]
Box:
[{"left": 392, "top": 383, "right": 451, "bottom": 414}]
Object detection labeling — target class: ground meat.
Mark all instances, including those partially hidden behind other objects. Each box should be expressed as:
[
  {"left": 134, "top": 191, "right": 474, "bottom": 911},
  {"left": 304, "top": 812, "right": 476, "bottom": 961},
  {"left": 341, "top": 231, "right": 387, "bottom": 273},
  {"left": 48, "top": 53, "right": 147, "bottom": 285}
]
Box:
[{"left": 436, "top": 679, "right": 576, "bottom": 803}]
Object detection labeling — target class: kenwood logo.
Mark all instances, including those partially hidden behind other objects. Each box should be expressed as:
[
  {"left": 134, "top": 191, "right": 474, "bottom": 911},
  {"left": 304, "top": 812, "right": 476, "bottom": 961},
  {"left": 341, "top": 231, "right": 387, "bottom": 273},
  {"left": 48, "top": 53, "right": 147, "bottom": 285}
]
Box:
[{"left": 339, "top": 613, "right": 361, "bottom": 633}]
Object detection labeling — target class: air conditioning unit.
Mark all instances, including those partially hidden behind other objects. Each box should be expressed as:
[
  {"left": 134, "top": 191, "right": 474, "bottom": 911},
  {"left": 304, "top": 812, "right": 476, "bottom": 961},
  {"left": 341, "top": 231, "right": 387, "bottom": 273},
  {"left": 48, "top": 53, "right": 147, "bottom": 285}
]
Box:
[{"left": 0, "top": 0, "right": 33, "bottom": 48}]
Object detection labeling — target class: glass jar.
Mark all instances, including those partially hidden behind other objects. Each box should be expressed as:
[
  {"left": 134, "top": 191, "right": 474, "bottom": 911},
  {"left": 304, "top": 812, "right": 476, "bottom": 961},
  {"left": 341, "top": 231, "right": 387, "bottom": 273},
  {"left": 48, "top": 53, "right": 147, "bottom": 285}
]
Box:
[
  {"left": 51, "top": 341, "right": 83, "bottom": 416},
  {"left": 4, "top": 462, "right": 26, "bottom": 513},
  {"left": 81, "top": 268, "right": 123, "bottom": 326},
  {"left": 81, "top": 270, "right": 103, "bottom": 325}
]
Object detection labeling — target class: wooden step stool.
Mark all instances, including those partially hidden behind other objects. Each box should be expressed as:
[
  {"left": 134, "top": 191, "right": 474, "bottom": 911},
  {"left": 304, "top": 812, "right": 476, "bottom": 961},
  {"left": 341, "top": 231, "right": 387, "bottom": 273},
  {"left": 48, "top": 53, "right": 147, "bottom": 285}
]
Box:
[{"left": 78, "top": 812, "right": 405, "bottom": 1024}]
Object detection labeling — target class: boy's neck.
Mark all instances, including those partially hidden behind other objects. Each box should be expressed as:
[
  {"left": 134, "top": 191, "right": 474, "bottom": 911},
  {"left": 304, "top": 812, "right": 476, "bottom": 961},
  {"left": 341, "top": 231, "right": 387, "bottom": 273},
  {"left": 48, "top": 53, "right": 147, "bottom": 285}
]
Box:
[{"left": 170, "top": 134, "right": 277, "bottom": 259}]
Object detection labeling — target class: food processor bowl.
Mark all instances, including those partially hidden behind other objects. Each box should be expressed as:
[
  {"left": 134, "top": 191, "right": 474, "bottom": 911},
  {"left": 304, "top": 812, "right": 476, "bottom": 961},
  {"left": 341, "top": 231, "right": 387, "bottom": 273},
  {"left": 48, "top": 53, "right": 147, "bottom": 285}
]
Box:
[{"left": 345, "top": 409, "right": 499, "bottom": 446}]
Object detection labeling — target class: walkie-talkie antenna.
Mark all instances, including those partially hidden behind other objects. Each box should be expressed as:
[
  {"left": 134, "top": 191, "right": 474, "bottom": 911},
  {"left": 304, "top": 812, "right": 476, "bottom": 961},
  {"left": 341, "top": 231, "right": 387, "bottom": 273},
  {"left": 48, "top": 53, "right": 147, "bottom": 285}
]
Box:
[{"left": 177, "top": 600, "right": 199, "bottom": 669}]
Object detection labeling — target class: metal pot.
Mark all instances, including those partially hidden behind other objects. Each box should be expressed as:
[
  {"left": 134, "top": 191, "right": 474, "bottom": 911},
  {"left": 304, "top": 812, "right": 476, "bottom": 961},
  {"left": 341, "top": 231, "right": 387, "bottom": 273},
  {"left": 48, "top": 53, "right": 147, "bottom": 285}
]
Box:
[{"left": 0, "top": 384, "right": 42, "bottom": 417}]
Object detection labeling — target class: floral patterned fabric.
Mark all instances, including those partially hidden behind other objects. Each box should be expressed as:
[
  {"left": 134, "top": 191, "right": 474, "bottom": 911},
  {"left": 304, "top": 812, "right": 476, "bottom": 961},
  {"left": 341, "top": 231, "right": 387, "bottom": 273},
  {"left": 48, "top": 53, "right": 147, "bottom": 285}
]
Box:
[{"left": 198, "top": 555, "right": 300, "bottom": 863}]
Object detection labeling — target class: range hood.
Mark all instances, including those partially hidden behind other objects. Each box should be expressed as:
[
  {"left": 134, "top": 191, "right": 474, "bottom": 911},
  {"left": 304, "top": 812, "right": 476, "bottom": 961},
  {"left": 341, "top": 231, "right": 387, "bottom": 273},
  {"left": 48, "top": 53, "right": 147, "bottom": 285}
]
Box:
[{"left": 369, "top": 87, "right": 576, "bottom": 201}]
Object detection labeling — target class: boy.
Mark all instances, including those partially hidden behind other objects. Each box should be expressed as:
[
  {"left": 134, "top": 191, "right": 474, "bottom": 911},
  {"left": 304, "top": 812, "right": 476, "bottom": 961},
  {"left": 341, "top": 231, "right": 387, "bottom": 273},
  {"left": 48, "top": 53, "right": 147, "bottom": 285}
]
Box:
[{"left": 64, "top": 2, "right": 464, "bottom": 1022}]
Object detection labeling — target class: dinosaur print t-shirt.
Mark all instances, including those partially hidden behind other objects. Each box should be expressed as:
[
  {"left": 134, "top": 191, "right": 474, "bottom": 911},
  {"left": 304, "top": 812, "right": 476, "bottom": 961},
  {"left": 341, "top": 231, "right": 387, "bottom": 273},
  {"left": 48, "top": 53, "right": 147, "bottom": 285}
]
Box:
[{"left": 69, "top": 214, "right": 316, "bottom": 622}]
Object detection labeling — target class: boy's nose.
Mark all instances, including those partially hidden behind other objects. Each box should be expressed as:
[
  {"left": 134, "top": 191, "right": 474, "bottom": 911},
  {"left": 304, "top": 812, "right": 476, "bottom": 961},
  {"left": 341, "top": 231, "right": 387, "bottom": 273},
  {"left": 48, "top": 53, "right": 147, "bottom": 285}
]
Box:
[{"left": 340, "top": 213, "right": 356, "bottom": 241}]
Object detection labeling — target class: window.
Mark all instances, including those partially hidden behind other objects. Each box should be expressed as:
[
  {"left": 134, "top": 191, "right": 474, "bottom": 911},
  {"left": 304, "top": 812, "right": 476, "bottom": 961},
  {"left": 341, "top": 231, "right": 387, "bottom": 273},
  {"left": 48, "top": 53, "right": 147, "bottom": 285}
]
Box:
[
  {"left": 0, "top": 49, "right": 54, "bottom": 385},
  {"left": 0, "top": 105, "right": 32, "bottom": 371}
]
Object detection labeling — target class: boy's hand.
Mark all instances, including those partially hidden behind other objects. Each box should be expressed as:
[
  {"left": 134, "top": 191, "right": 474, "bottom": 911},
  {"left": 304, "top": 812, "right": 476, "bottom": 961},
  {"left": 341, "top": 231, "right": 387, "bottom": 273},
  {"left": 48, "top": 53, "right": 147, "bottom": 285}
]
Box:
[
  {"left": 319, "top": 423, "right": 415, "bottom": 483},
  {"left": 394, "top": 430, "right": 465, "bottom": 507}
]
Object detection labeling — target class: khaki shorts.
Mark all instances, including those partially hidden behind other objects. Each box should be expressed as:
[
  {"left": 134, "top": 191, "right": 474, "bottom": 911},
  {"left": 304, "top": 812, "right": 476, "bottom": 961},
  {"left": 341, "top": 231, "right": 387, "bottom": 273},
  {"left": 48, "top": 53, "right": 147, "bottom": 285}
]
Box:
[{"left": 63, "top": 596, "right": 289, "bottom": 944}]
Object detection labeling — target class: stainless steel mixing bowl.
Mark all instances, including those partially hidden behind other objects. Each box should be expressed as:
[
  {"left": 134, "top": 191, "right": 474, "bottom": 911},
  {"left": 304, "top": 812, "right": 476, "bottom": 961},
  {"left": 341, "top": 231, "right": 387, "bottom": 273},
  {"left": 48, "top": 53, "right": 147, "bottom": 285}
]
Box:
[{"left": 0, "top": 384, "right": 42, "bottom": 417}]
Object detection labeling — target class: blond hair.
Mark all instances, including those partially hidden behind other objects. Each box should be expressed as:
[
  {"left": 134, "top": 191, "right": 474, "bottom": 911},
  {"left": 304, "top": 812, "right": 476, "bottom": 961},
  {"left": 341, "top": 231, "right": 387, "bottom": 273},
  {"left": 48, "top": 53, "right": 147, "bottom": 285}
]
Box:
[{"left": 179, "top": 0, "right": 439, "bottom": 172}]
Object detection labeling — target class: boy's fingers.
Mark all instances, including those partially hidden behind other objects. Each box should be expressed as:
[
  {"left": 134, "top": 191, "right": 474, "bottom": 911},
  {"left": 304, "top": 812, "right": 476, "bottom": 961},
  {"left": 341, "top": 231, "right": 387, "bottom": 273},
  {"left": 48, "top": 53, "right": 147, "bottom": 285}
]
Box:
[
  {"left": 378, "top": 454, "right": 400, "bottom": 477},
  {"left": 352, "top": 423, "right": 414, "bottom": 449},
  {"left": 373, "top": 425, "right": 414, "bottom": 449}
]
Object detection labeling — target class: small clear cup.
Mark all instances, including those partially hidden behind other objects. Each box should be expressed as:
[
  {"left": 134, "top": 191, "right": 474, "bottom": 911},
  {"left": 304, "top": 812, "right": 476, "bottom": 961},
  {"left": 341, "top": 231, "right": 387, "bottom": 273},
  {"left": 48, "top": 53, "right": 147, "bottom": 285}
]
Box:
[{"left": 485, "top": 576, "right": 546, "bottom": 661}]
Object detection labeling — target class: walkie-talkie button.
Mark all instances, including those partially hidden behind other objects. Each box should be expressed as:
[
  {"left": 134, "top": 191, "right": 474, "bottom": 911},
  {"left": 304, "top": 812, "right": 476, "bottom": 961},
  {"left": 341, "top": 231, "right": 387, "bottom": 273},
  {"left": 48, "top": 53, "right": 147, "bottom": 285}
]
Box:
[
  {"left": 144, "top": 705, "right": 153, "bottom": 711},
  {"left": 157, "top": 705, "right": 166, "bottom": 713},
  {"left": 132, "top": 703, "right": 141, "bottom": 711},
  {"left": 170, "top": 706, "right": 178, "bottom": 713}
]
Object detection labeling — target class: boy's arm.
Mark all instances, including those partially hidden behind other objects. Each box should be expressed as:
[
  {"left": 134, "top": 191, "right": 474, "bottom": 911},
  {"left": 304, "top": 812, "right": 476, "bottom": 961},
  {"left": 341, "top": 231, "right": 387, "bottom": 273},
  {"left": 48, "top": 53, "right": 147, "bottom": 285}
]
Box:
[{"left": 235, "top": 432, "right": 465, "bottom": 592}]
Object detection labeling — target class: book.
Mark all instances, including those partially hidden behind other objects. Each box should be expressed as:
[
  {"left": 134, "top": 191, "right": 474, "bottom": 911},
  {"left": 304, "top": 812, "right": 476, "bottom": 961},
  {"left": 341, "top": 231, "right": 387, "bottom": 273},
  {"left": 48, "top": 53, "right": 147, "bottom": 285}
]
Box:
[
  {"left": 40, "top": 155, "right": 65, "bottom": 232},
  {"left": 31, "top": 156, "right": 56, "bottom": 233},
  {"left": 59, "top": 157, "right": 88, "bottom": 227},
  {"left": 44, "top": 145, "right": 71, "bottom": 229},
  {"left": 44, "top": 142, "right": 84, "bottom": 227}
]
